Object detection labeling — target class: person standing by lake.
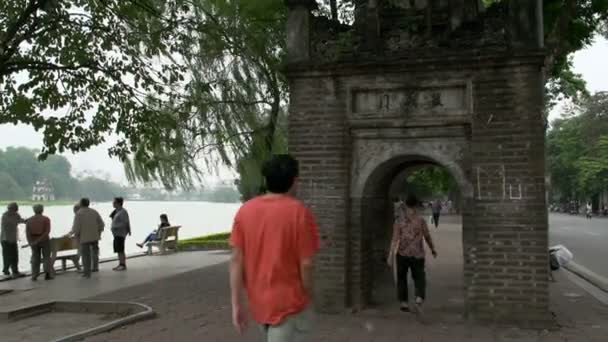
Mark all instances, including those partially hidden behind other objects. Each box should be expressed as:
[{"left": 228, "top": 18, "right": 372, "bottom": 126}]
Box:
[
  {"left": 111, "top": 197, "right": 131, "bottom": 271},
  {"left": 388, "top": 195, "right": 437, "bottom": 313},
  {"left": 26, "top": 204, "right": 52, "bottom": 281},
  {"left": 71, "top": 198, "right": 105, "bottom": 278},
  {"left": 229, "top": 154, "right": 320, "bottom": 341},
  {"left": 1, "top": 202, "right": 26, "bottom": 278}
]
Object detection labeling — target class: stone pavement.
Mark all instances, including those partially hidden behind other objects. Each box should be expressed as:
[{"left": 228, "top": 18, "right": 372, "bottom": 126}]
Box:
[
  {"left": 0, "top": 250, "right": 230, "bottom": 311},
  {"left": 77, "top": 220, "right": 607, "bottom": 342},
  {"left": 2, "top": 220, "right": 607, "bottom": 341},
  {"left": 4, "top": 311, "right": 109, "bottom": 342}
]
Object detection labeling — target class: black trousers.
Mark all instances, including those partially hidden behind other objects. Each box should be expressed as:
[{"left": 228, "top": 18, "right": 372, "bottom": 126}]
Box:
[
  {"left": 432, "top": 213, "right": 440, "bottom": 227},
  {"left": 1, "top": 240, "right": 19, "bottom": 275},
  {"left": 397, "top": 255, "right": 426, "bottom": 302}
]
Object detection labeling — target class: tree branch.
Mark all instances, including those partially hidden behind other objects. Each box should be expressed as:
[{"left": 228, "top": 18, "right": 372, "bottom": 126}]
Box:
[
  {"left": 0, "top": 0, "right": 52, "bottom": 74},
  {"left": 544, "top": 0, "right": 578, "bottom": 75}
]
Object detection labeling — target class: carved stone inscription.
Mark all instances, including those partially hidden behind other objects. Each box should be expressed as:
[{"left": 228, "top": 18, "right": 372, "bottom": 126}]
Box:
[{"left": 350, "top": 85, "right": 468, "bottom": 118}]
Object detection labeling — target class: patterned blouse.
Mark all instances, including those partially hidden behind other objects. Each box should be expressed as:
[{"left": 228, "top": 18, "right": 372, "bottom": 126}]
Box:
[{"left": 395, "top": 215, "right": 433, "bottom": 259}]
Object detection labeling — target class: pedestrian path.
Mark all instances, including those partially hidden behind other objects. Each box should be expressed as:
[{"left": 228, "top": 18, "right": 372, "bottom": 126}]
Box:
[
  {"left": 0, "top": 250, "right": 230, "bottom": 311},
  {"left": 3, "top": 221, "right": 608, "bottom": 341},
  {"left": 74, "top": 220, "right": 607, "bottom": 342}
]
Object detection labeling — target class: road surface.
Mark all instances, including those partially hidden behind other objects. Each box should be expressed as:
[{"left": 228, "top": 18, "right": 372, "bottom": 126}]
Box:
[{"left": 550, "top": 213, "right": 608, "bottom": 279}]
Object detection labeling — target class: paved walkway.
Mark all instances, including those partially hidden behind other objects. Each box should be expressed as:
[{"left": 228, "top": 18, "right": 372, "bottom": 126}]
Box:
[
  {"left": 85, "top": 221, "right": 606, "bottom": 342},
  {"left": 0, "top": 250, "right": 230, "bottom": 311},
  {"left": 549, "top": 213, "right": 608, "bottom": 281},
  {"left": 3, "top": 220, "right": 608, "bottom": 341}
]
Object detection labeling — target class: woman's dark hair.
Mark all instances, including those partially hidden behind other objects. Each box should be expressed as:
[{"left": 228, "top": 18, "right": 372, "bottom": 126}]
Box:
[
  {"left": 405, "top": 195, "right": 419, "bottom": 208},
  {"left": 262, "top": 154, "right": 299, "bottom": 194},
  {"left": 80, "top": 198, "right": 90, "bottom": 207},
  {"left": 160, "top": 214, "right": 169, "bottom": 222}
]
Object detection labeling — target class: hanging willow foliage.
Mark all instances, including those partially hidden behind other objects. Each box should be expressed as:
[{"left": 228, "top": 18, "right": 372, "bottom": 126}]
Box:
[{"left": 123, "top": 0, "right": 289, "bottom": 193}]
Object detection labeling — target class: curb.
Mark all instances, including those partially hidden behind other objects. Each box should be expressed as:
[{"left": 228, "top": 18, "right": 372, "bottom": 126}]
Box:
[
  {"left": 53, "top": 301, "right": 155, "bottom": 342},
  {"left": 0, "top": 300, "right": 154, "bottom": 342},
  {"left": 564, "top": 261, "right": 608, "bottom": 293},
  {"left": 178, "top": 244, "right": 230, "bottom": 252}
]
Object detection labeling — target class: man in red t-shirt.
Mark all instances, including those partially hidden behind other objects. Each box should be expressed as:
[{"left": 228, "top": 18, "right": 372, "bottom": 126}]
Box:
[{"left": 230, "top": 154, "right": 320, "bottom": 341}]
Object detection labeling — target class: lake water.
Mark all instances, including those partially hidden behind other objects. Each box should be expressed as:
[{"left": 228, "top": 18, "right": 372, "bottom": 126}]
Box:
[{"left": 7, "top": 201, "right": 241, "bottom": 273}]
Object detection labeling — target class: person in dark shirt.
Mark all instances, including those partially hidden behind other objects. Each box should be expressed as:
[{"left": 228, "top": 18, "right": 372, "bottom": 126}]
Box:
[
  {"left": 431, "top": 199, "right": 442, "bottom": 228},
  {"left": 26, "top": 204, "right": 53, "bottom": 281},
  {"left": 1, "top": 202, "right": 26, "bottom": 278},
  {"left": 136, "top": 214, "right": 171, "bottom": 248}
]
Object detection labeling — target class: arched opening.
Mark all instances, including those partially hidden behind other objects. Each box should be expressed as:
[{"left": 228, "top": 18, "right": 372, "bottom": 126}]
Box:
[{"left": 352, "top": 154, "right": 472, "bottom": 319}]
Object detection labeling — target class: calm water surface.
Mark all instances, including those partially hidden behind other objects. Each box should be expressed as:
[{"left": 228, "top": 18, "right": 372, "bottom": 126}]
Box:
[{"left": 9, "top": 201, "right": 240, "bottom": 272}]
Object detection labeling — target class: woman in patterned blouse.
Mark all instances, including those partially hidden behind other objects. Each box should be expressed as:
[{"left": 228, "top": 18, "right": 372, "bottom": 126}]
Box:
[{"left": 387, "top": 195, "right": 437, "bottom": 313}]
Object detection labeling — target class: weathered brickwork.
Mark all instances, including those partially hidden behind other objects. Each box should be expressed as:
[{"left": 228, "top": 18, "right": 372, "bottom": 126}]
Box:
[
  {"left": 289, "top": 76, "right": 352, "bottom": 311},
  {"left": 285, "top": 0, "right": 548, "bottom": 324}
]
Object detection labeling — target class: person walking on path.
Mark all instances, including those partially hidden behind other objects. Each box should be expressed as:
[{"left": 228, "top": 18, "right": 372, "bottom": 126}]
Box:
[
  {"left": 431, "top": 199, "right": 442, "bottom": 228},
  {"left": 393, "top": 197, "right": 403, "bottom": 220},
  {"left": 586, "top": 202, "right": 592, "bottom": 219},
  {"left": 110, "top": 197, "right": 130, "bottom": 271},
  {"left": 1, "top": 202, "right": 26, "bottom": 278},
  {"left": 25, "top": 204, "right": 53, "bottom": 281},
  {"left": 229, "top": 154, "right": 320, "bottom": 342},
  {"left": 71, "top": 198, "right": 104, "bottom": 278},
  {"left": 388, "top": 195, "right": 437, "bottom": 313}
]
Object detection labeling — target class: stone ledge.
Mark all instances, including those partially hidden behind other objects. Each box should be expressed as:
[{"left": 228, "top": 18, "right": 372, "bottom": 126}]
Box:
[
  {"left": 564, "top": 262, "right": 608, "bottom": 293},
  {"left": 1, "top": 300, "right": 154, "bottom": 342}
]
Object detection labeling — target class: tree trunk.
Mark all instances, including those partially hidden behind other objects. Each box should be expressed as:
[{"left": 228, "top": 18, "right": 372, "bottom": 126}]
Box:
[{"left": 330, "top": 0, "right": 338, "bottom": 21}]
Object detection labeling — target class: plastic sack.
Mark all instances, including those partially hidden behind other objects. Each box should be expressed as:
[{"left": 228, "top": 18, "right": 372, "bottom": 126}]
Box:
[{"left": 549, "top": 244, "right": 574, "bottom": 268}]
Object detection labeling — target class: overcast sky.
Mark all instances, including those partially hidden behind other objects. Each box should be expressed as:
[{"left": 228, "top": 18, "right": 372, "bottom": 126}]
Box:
[{"left": 1, "top": 37, "right": 606, "bottom": 184}]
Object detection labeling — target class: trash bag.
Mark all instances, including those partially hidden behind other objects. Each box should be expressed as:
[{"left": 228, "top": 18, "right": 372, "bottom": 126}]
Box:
[{"left": 549, "top": 245, "right": 574, "bottom": 271}]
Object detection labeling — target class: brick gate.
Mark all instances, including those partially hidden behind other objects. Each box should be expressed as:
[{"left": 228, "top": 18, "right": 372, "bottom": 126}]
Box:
[{"left": 285, "top": 0, "right": 549, "bottom": 323}]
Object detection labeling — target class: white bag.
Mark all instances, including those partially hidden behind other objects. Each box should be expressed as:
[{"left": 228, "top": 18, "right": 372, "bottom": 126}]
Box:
[{"left": 549, "top": 245, "right": 574, "bottom": 267}]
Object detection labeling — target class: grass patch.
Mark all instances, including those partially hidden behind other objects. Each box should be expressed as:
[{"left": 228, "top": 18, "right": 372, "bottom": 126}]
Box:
[{"left": 178, "top": 232, "right": 231, "bottom": 250}]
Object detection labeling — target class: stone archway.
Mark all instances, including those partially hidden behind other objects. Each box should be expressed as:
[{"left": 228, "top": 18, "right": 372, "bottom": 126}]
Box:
[
  {"left": 285, "top": 0, "right": 549, "bottom": 324},
  {"left": 348, "top": 134, "right": 474, "bottom": 310}
]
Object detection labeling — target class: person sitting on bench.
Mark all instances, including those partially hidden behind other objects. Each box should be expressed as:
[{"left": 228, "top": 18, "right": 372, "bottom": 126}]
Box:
[{"left": 137, "top": 214, "right": 170, "bottom": 248}]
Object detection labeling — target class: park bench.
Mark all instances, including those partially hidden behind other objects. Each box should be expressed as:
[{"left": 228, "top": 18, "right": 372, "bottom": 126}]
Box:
[
  {"left": 49, "top": 236, "right": 81, "bottom": 273},
  {"left": 147, "top": 225, "right": 181, "bottom": 255}
]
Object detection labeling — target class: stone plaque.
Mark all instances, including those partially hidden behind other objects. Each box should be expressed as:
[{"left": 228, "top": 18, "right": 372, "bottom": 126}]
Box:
[{"left": 350, "top": 84, "right": 470, "bottom": 118}]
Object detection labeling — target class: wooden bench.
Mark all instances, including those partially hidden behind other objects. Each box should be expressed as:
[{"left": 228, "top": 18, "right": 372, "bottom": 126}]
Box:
[
  {"left": 49, "top": 237, "right": 81, "bottom": 273},
  {"left": 147, "top": 226, "right": 181, "bottom": 255}
]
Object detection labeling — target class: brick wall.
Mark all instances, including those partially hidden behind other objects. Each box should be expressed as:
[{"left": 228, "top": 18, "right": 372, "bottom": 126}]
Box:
[
  {"left": 468, "top": 63, "right": 549, "bottom": 323},
  {"left": 288, "top": 76, "right": 351, "bottom": 312},
  {"left": 287, "top": 55, "right": 548, "bottom": 323}
]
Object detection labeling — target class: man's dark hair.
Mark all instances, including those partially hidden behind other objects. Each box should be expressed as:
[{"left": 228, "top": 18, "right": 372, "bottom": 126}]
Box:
[
  {"left": 262, "top": 154, "right": 299, "bottom": 194},
  {"left": 114, "top": 197, "right": 124, "bottom": 206},
  {"left": 405, "top": 195, "right": 419, "bottom": 208},
  {"left": 160, "top": 214, "right": 168, "bottom": 221},
  {"left": 80, "top": 198, "right": 90, "bottom": 207}
]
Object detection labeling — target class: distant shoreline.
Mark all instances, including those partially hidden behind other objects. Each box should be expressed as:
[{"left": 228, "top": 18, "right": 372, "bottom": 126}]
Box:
[
  {"left": 0, "top": 199, "right": 241, "bottom": 207},
  {"left": 0, "top": 200, "right": 76, "bottom": 207}
]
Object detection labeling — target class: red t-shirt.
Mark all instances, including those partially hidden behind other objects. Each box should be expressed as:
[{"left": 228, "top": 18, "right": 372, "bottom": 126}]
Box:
[{"left": 230, "top": 194, "right": 320, "bottom": 325}]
